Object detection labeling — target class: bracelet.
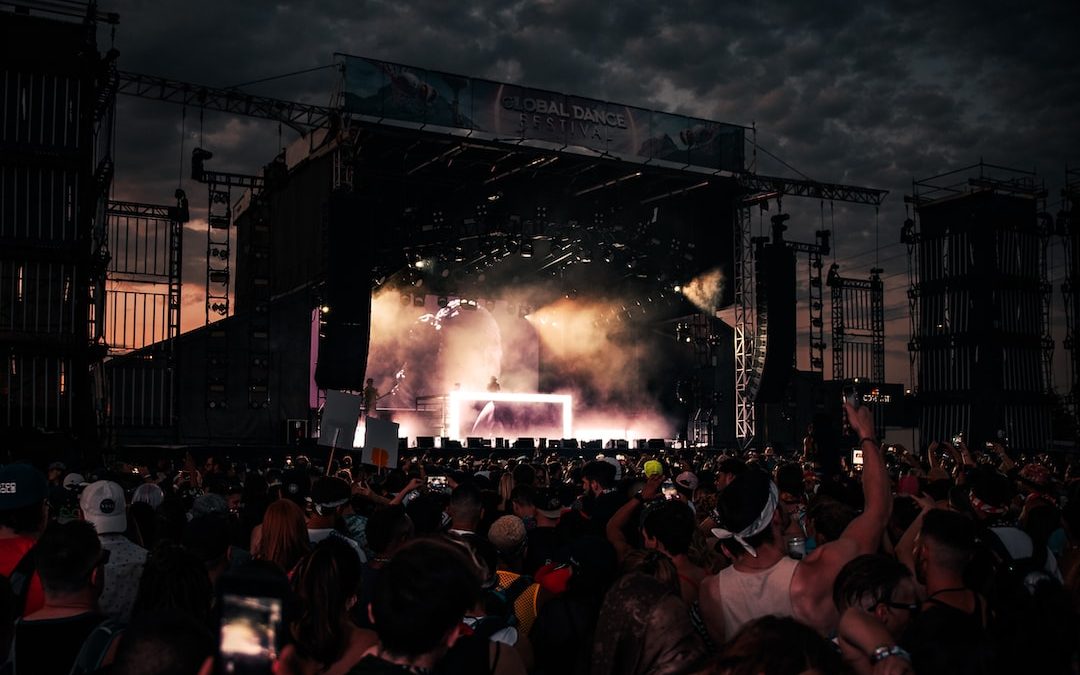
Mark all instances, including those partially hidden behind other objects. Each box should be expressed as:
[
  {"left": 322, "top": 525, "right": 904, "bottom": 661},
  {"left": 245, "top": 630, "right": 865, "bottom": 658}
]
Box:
[
  {"left": 860, "top": 437, "right": 877, "bottom": 446},
  {"left": 870, "top": 645, "right": 911, "bottom": 664},
  {"left": 633, "top": 492, "right": 645, "bottom": 503}
]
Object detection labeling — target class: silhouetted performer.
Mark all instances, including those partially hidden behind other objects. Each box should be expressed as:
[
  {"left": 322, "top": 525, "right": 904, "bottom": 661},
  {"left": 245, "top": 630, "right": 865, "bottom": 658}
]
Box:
[{"left": 363, "top": 378, "right": 379, "bottom": 414}]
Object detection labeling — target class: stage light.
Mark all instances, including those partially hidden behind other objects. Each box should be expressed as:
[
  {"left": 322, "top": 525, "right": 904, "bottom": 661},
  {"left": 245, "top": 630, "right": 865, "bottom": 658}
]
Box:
[
  {"left": 521, "top": 243, "right": 533, "bottom": 258},
  {"left": 438, "top": 296, "right": 449, "bottom": 308},
  {"left": 320, "top": 304, "right": 331, "bottom": 314},
  {"left": 400, "top": 294, "right": 411, "bottom": 306},
  {"left": 414, "top": 295, "right": 426, "bottom": 307},
  {"left": 674, "top": 285, "right": 682, "bottom": 292}
]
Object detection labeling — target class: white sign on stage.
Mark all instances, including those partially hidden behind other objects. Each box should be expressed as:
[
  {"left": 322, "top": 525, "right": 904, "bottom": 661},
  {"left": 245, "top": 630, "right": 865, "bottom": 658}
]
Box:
[
  {"left": 362, "top": 416, "right": 400, "bottom": 469},
  {"left": 319, "top": 390, "right": 362, "bottom": 448}
]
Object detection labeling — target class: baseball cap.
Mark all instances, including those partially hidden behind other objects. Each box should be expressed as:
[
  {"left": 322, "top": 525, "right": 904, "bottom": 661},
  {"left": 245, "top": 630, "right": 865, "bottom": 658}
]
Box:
[
  {"left": 48, "top": 461, "right": 66, "bottom": 472},
  {"left": 601, "top": 456, "right": 623, "bottom": 482},
  {"left": 62, "top": 472, "right": 87, "bottom": 490},
  {"left": 535, "top": 487, "right": 563, "bottom": 519},
  {"left": 487, "top": 515, "right": 527, "bottom": 554},
  {"left": 643, "top": 460, "right": 664, "bottom": 478},
  {"left": 0, "top": 464, "right": 48, "bottom": 510},
  {"left": 80, "top": 480, "right": 128, "bottom": 534},
  {"left": 675, "top": 471, "right": 699, "bottom": 491}
]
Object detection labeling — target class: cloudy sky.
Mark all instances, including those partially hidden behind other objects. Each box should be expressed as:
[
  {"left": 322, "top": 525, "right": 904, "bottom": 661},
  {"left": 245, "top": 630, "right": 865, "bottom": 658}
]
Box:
[{"left": 100, "top": 0, "right": 1080, "bottom": 389}]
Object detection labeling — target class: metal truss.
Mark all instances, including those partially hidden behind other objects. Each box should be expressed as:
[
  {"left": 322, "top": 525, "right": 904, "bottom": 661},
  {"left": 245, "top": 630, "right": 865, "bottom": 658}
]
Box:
[
  {"left": 737, "top": 173, "right": 888, "bottom": 206},
  {"left": 827, "top": 266, "right": 885, "bottom": 384},
  {"left": 734, "top": 176, "right": 883, "bottom": 448},
  {"left": 117, "top": 71, "right": 339, "bottom": 134},
  {"left": 734, "top": 204, "right": 756, "bottom": 447}
]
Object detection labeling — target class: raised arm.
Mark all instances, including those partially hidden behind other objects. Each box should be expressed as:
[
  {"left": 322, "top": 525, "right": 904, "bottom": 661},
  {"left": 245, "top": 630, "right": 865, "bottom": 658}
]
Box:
[
  {"left": 607, "top": 475, "right": 663, "bottom": 562},
  {"left": 835, "top": 403, "right": 892, "bottom": 556}
]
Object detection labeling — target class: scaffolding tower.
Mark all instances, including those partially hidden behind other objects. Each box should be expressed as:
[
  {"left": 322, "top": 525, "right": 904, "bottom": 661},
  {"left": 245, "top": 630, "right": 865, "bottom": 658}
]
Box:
[
  {"left": 1059, "top": 167, "right": 1080, "bottom": 431},
  {"left": 828, "top": 265, "right": 885, "bottom": 384},
  {"left": 905, "top": 162, "right": 1053, "bottom": 450},
  {"left": 103, "top": 193, "right": 187, "bottom": 428},
  {"left": 1, "top": 4, "right": 116, "bottom": 447}
]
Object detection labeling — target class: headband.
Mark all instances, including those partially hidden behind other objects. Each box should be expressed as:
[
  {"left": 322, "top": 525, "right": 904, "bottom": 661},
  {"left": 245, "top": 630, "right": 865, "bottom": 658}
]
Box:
[
  {"left": 711, "top": 482, "right": 779, "bottom": 558},
  {"left": 969, "top": 493, "right": 1007, "bottom": 516}
]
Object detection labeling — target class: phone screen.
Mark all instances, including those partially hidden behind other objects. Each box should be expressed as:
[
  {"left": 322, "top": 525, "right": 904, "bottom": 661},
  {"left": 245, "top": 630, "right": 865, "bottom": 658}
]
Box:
[
  {"left": 661, "top": 482, "right": 678, "bottom": 500},
  {"left": 427, "top": 476, "right": 449, "bottom": 491},
  {"left": 852, "top": 449, "right": 864, "bottom": 467},
  {"left": 218, "top": 593, "right": 283, "bottom": 674}
]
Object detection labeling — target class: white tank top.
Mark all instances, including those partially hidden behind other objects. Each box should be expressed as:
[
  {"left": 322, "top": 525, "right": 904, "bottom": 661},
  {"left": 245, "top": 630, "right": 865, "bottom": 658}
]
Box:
[{"left": 716, "top": 556, "right": 800, "bottom": 638}]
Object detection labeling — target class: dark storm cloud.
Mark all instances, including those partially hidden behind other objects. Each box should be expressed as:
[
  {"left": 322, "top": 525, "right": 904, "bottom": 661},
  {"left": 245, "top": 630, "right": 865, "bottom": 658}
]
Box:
[{"left": 101, "top": 0, "right": 1080, "bottom": 383}]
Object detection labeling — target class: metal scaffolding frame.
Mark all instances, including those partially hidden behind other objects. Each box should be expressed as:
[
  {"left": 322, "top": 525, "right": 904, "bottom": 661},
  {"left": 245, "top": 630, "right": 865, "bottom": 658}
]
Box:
[
  {"left": 104, "top": 195, "right": 186, "bottom": 352},
  {"left": 828, "top": 265, "right": 885, "bottom": 384},
  {"left": 904, "top": 162, "right": 1053, "bottom": 450},
  {"left": 117, "top": 71, "right": 338, "bottom": 134},
  {"left": 733, "top": 179, "right": 885, "bottom": 448},
  {"left": 1059, "top": 168, "right": 1080, "bottom": 429},
  {"left": 733, "top": 204, "right": 757, "bottom": 445},
  {"left": 1, "top": 4, "right": 115, "bottom": 442},
  {"left": 103, "top": 193, "right": 187, "bottom": 428}
]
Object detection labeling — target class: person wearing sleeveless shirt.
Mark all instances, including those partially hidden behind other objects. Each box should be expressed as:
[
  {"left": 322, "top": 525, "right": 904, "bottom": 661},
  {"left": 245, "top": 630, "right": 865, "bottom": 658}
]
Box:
[{"left": 699, "top": 402, "right": 892, "bottom": 643}]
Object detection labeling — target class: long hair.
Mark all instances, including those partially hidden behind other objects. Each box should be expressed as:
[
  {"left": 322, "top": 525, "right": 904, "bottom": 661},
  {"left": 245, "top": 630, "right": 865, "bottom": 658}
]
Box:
[
  {"left": 132, "top": 542, "right": 214, "bottom": 627},
  {"left": 256, "top": 499, "right": 310, "bottom": 573},
  {"left": 290, "top": 538, "right": 362, "bottom": 666}
]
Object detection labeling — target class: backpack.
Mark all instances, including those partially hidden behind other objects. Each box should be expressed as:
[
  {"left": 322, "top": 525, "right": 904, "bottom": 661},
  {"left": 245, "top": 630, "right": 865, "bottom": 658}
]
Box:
[{"left": 475, "top": 575, "right": 534, "bottom": 639}]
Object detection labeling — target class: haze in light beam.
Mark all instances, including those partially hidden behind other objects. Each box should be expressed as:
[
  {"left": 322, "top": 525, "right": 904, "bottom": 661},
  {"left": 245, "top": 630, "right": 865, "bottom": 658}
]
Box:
[{"left": 682, "top": 267, "right": 726, "bottom": 313}]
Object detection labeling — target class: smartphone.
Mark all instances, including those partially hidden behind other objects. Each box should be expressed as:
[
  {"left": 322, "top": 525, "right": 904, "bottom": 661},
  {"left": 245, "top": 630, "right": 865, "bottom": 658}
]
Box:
[
  {"left": 216, "top": 574, "right": 286, "bottom": 675},
  {"left": 952, "top": 434, "right": 963, "bottom": 446},
  {"left": 427, "top": 475, "right": 449, "bottom": 492},
  {"left": 852, "top": 449, "right": 864, "bottom": 467},
  {"left": 661, "top": 482, "right": 678, "bottom": 500},
  {"left": 842, "top": 383, "right": 861, "bottom": 410}
]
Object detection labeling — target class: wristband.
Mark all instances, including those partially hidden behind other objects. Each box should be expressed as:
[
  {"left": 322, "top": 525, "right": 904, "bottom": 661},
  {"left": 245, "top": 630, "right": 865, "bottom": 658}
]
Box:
[
  {"left": 870, "top": 645, "right": 911, "bottom": 664},
  {"left": 860, "top": 437, "right": 877, "bottom": 446}
]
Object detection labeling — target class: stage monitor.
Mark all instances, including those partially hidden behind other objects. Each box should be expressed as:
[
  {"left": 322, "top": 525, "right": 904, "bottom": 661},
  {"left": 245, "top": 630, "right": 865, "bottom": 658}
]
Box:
[
  {"left": 416, "top": 436, "right": 435, "bottom": 449},
  {"left": 513, "top": 438, "right": 536, "bottom": 450}
]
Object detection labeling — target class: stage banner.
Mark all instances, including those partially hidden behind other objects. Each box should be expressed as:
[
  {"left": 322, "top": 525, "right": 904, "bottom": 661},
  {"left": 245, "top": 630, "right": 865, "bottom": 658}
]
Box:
[
  {"left": 341, "top": 55, "right": 745, "bottom": 174},
  {"left": 361, "top": 416, "right": 400, "bottom": 469},
  {"left": 319, "top": 390, "right": 362, "bottom": 448}
]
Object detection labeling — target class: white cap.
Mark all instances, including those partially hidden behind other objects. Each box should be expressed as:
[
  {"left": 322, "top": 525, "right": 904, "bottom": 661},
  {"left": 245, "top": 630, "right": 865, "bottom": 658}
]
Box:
[
  {"left": 132, "top": 483, "right": 164, "bottom": 510},
  {"left": 79, "top": 480, "right": 127, "bottom": 534},
  {"left": 62, "top": 473, "right": 87, "bottom": 489},
  {"left": 602, "top": 456, "right": 623, "bottom": 482}
]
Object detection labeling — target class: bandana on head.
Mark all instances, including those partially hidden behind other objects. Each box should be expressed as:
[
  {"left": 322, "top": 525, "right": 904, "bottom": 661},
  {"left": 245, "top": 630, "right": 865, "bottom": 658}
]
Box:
[
  {"left": 711, "top": 482, "right": 779, "bottom": 558},
  {"left": 969, "top": 493, "right": 1007, "bottom": 516}
]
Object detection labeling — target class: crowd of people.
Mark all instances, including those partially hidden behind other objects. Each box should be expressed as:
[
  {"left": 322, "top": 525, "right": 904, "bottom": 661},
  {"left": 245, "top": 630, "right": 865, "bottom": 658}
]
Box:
[{"left": 1, "top": 402, "right": 1079, "bottom": 674}]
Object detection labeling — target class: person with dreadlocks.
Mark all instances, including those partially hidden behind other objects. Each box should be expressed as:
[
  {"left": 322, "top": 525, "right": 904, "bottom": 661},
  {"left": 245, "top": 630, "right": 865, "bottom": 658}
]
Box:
[{"left": 698, "top": 402, "right": 893, "bottom": 645}]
